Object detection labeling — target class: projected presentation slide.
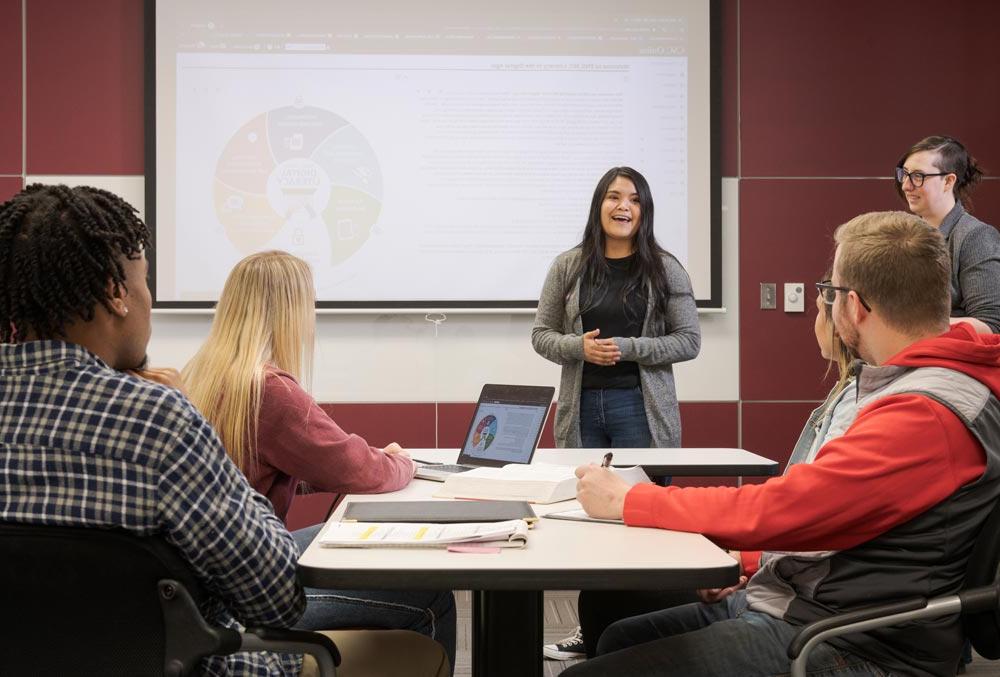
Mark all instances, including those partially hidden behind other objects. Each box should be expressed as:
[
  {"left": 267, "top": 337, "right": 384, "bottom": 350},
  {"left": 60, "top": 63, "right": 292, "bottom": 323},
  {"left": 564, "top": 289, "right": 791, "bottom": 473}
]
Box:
[
  {"left": 154, "top": 2, "right": 712, "bottom": 305},
  {"left": 462, "top": 403, "right": 548, "bottom": 464}
]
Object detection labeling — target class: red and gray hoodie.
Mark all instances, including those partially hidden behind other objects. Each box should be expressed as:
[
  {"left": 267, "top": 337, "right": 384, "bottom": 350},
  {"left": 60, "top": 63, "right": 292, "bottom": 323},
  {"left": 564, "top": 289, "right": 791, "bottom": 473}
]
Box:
[{"left": 624, "top": 324, "right": 1000, "bottom": 677}]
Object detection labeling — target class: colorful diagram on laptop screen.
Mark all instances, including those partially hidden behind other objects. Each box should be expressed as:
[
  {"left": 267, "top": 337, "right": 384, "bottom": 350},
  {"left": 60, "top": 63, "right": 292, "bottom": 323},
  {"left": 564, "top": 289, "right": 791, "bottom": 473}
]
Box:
[{"left": 472, "top": 415, "right": 498, "bottom": 451}]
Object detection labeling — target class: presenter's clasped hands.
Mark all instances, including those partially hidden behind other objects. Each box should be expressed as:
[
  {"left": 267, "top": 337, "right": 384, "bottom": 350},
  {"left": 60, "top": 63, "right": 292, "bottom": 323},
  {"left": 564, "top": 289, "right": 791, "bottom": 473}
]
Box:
[
  {"left": 582, "top": 328, "right": 622, "bottom": 366},
  {"left": 575, "top": 463, "right": 630, "bottom": 520}
]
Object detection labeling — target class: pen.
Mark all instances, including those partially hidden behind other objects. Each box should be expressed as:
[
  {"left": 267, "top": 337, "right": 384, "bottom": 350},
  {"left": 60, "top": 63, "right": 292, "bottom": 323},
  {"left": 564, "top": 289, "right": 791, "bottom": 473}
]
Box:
[{"left": 601, "top": 452, "right": 613, "bottom": 468}]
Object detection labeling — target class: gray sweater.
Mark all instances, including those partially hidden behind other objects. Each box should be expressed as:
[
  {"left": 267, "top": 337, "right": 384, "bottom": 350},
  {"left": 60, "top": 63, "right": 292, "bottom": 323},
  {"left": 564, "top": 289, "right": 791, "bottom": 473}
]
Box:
[
  {"left": 939, "top": 201, "right": 1000, "bottom": 333},
  {"left": 531, "top": 248, "right": 701, "bottom": 448}
]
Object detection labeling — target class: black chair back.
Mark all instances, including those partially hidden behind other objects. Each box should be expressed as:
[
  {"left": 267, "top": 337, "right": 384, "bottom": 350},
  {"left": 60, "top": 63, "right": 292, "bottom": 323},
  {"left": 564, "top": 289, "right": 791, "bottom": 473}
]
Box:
[
  {"left": 0, "top": 522, "right": 228, "bottom": 676},
  {"left": 963, "top": 496, "right": 1000, "bottom": 659}
]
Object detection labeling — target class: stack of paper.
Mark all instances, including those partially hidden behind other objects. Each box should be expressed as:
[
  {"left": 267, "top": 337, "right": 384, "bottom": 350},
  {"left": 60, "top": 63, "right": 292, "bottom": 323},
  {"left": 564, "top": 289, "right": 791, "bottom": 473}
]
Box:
[{"left": 317, "top": 519, "right": 530, "bottom": 549}]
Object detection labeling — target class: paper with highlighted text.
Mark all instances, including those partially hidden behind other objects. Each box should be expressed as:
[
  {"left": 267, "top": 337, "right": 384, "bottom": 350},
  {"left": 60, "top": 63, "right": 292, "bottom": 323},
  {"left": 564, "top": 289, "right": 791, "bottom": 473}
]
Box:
[{"left": 318, "top": 519, "right": 530, "bottom": 549}]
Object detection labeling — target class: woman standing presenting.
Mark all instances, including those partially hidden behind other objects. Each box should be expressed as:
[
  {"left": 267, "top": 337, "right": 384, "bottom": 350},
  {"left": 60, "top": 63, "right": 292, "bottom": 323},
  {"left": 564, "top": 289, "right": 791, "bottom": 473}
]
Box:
[
  {"left": 896, "top": 136, "right": 1000, "bottom": 333},
  {"left": 533, "top": 166, "right": 700, "bottom": 660},
  {"left": 532, "top": 166, "right": 701, "bottom": 452}
]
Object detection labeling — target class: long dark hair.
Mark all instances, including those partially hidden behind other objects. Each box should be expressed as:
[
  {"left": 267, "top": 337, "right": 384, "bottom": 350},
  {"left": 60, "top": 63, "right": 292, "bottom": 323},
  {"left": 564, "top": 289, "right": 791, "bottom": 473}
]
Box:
[
  {"left": 895, "top": 135, "right": 985, "bottom": 209},
  {"left": 574, "top": 166, "right": 672, "bottom": 324}
]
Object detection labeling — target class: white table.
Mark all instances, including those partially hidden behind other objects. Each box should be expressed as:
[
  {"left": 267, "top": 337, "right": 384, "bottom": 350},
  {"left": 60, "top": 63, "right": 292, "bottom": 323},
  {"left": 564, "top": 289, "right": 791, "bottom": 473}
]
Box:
[
  {"left": 299, "top": 479, "right": 739, "bottom": 677},
  {"left": 410, "top": 447, "right": 779, "bottom": 484}
]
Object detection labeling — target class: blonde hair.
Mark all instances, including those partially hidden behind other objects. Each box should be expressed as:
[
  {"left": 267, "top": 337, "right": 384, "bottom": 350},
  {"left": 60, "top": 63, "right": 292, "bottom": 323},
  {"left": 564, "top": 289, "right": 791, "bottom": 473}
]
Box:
[
  {"left": 834, "top": 211, "right": 950, "bottom": 335},
  {"left": 820, "top": 268, "right": 856, "bottom": 397},
  {"left": 182, "top": 251, "right": 315, "bottom": 473}
]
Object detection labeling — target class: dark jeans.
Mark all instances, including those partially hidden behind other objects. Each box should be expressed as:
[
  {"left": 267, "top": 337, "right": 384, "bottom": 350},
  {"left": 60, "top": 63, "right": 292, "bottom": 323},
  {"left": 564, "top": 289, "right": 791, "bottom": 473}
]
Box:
[
  {"left": 561, "top": 591, "right": 891, "bottom": 677},
  {"left": 291, "top": 525, "right": 457, "bottom": 674},
  {"left": 578, "top": 589, "right": 700, "bottom": 658},
  {"left": 579, "top": 386, "right": 670, "bottom": 485},
  {"left": 579, "top": 387, "right": 652, "bottom": 448}
]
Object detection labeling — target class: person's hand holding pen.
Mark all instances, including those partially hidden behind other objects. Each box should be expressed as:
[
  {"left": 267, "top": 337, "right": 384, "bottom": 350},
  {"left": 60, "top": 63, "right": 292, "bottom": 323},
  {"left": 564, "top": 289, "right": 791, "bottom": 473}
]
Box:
[{"left": 575, "top": 451, "right": 630, "bottom": 520}]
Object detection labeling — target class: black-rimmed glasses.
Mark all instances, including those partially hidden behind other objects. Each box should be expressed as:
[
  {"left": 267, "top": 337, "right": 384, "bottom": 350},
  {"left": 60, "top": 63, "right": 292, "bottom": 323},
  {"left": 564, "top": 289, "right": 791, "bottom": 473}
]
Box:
[
  {"left": 895, "top": 167, "right": 950, "bottom": 187},
  {"left": 815, "top": 280, "right": 871, "bottom": 312}
]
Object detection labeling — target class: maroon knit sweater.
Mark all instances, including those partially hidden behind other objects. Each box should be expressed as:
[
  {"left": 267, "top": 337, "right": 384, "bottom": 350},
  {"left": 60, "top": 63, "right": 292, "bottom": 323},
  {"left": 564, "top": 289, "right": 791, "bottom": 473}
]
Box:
[{"left": 248, "top": 368, "right": 415, "bottom": 521}]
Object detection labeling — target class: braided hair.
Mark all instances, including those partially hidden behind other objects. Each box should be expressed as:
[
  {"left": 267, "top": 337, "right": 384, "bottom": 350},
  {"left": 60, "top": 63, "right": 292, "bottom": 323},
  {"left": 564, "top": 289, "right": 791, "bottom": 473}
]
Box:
[{"left": 0, "top": 184, "right": 150, "bottom": 342}]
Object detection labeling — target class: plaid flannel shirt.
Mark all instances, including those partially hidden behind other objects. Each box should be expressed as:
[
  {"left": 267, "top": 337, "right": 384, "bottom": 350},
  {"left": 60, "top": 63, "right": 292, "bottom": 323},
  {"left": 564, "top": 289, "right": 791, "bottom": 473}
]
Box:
[{"left": 0, "top": 341, "right": 306, "bottom": 676}]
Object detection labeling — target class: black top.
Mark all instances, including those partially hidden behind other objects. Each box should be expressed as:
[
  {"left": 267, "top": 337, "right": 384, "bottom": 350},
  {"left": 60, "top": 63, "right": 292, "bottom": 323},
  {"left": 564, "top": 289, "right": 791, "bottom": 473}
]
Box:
[{"left": 580, "top": 253, "right": 647, "bottom": 389}]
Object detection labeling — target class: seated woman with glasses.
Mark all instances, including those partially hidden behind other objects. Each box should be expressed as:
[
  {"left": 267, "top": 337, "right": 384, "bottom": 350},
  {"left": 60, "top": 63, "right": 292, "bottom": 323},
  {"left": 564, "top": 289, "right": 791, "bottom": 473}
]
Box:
[{"left": 895, "top": 136, "right": 1000, "bottom": 334}]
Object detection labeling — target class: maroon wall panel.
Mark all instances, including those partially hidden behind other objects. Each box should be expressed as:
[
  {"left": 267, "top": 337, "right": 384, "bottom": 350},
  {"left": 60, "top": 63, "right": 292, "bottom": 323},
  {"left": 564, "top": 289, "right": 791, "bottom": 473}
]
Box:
[
  {"left": 0, "top": 176, "right": 22, "bottom": 202},
  {"left": 741, "top": 402, "right": 816, "bottom": 472},
  {"left": 286, "top": 492, "right": 338, "bottom": 532},
  {"left": 25, "top": 0, "right": 143, "bottom": 175},
  {"left": 967, "top": 181, "right": 1000, "bottom": 229},
  {"left": 740, "top": 179, "right": 893, "bottom": 400},
  {"left": 679, "top": 402, "right": 738, "bottom": 448},
  {"left": 539, "top": 404, "right": 556, "bottom": 448},
  {"left": 0, "top": 0, "right": 21, "bottom": 174},
  {"left": 319, "top": 403, "right": 436, "bottom": 449},
  {"left": 437, "top": 403, "right": 476, "bottom": 449},
  {"left": 740, "top": 1, "right": 1000, "bottom": 178},
  {"left": 675, "top": 402, "right": 739, "bottom": 488},
  {"left": 719, "top": 0, "right": 739, "bottom": 177}
]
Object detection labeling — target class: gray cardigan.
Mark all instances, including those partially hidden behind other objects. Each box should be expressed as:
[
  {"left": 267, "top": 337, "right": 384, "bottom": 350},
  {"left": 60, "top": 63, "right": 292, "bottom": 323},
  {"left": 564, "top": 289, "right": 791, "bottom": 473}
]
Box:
[
  {"left": 531, "top": 248, "right": 701, "bottom": 448},
  {"left": 938, "top": 201, "right": 1000, "bottom": 333}
]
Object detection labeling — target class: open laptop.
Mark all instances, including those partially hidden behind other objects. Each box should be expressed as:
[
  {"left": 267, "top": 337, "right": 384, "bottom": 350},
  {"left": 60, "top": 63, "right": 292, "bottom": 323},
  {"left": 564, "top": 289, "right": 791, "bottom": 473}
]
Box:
[{"left": 415, "top": 384, "right": 555, "bottom": 481}]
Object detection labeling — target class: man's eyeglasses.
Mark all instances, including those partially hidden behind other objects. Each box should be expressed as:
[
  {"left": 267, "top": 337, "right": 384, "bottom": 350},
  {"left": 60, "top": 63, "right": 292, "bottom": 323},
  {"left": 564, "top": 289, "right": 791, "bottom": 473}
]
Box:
[
  {"left": 895, "top": 167, "right": 950, "bottom": 187},
  {"left": 815, "top": 280, "right": 871, "bottom": 312}
]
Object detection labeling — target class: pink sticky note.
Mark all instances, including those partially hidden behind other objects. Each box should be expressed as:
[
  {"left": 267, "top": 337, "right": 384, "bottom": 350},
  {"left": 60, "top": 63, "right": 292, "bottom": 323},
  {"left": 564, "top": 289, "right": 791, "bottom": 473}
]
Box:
[{"left": 447, "top": 545, "right": 502, "bottom": 554}]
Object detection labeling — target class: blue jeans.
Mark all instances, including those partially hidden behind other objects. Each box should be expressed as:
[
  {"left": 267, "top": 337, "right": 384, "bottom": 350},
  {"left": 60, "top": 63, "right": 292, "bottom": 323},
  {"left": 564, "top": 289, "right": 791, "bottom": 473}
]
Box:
[
  {"left": 579, "top": 387, "right": 652, "bottom": 448},
  {"left": 561, "top": 591, "right": 890, "bottom": 677},
  {"left": 580, "top": 387, "right": 672, "bottom": 484},
  {"left": 291, "top": 525, "right": 457, "bottom": 674}
]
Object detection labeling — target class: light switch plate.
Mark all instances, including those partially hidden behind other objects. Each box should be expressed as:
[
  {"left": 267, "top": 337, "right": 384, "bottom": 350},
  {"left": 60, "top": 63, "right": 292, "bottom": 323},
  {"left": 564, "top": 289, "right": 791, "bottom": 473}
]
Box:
[
  {"left": 784, "top": 282, "right": 805, "bottom": 312},
  {"left": 760, "top": 283, "right": 776, "bottom": 310}
]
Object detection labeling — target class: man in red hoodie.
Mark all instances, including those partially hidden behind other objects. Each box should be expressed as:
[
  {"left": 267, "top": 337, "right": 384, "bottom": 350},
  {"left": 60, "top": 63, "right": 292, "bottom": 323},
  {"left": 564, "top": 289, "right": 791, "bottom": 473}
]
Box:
[{"left": 563, "top": 210, "right": 1000, "bottom": 677}]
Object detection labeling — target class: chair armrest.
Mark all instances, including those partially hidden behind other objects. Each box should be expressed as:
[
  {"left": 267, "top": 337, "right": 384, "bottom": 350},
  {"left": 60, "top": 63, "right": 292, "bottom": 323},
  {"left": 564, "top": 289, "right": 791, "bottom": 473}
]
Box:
[
  {"left": 787, "top": 597, "right": 927, "bottom": 659},
  {"left": 958, "top": 584, "right": 999, "bottom": 614},
  {"left": 244, "top": 627, "right": 341, "bottom": 666}
]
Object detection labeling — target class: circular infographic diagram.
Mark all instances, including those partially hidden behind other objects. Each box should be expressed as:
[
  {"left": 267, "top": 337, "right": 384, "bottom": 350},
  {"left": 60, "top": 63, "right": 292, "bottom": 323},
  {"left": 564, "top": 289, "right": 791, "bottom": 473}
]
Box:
[
  {"left": 213, "top": 105, "right": 383, "bottom": 265},
  {"left": 472, "top": 415, "right": 498, "bottom": 451}
]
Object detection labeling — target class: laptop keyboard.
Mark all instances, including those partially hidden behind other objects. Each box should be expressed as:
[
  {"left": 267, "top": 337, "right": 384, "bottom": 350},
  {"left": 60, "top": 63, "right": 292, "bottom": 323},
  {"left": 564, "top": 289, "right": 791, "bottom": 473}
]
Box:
[{"left": 423, "top": 464, "right": 475, "bottom": 473}]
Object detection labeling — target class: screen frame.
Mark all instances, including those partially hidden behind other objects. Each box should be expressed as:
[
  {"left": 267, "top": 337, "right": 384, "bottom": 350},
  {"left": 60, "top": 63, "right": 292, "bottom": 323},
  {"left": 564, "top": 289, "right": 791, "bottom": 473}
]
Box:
[
  {"left": 456, "top": 384, "right": 555, "bottom": 468},
  {"left": 144, "top": 0, "right": 722, "bottom": 310}
]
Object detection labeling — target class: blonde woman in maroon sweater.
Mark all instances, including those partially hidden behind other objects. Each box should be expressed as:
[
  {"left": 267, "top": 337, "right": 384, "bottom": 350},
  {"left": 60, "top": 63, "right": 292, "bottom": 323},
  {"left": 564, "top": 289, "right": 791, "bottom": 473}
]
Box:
[{"left": 183, "top": 251, "right": 455, "bottom": 672}]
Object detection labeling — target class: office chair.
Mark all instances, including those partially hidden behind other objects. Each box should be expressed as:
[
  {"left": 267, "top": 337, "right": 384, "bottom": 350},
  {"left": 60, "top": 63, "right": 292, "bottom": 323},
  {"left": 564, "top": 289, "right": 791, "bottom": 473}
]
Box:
[
  {"left": 0, "top": 522, "right": 340, "bottom": 676},
  {"left": 787, "top": 496, "right": 1000, "bottom": 677}
]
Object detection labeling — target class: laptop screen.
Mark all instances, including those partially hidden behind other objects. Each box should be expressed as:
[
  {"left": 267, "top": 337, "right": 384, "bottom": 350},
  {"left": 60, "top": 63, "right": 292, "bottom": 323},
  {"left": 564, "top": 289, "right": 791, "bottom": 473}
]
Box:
[{"left": 457, "top": 385, "right": 554, "bottom": 466}]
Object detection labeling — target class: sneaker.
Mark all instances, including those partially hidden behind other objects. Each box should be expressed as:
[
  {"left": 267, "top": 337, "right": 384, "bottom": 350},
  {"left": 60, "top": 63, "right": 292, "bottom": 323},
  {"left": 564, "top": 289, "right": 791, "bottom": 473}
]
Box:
[{"left": 543, "top": 626, "right": 585, "bottom": 660}]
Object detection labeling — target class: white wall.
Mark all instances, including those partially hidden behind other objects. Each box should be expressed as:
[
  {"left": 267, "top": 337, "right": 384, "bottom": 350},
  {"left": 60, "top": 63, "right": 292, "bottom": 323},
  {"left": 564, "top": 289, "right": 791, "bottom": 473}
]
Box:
[{"left": 28, "top": 175, "right": 740, "bottom": 403}]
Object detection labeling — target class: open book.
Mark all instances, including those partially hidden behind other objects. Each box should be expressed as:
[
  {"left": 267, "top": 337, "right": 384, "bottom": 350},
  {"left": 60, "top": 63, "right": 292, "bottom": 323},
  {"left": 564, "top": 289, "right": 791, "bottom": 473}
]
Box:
[
  {"left": 433, "top": 463, "right": 652, "bottom": 504},
  {"left": 434, "top": 464, "right": 578, "bottom": 504},
  {"left": 317, "top": 519, "right": 530, "bottom": 549}
]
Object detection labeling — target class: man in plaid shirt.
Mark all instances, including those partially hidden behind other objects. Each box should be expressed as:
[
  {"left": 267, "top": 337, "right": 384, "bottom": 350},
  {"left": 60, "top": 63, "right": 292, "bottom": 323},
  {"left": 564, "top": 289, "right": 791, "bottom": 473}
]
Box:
[{"left": 0, "top": 185, "right": 306, "bottom": 675}]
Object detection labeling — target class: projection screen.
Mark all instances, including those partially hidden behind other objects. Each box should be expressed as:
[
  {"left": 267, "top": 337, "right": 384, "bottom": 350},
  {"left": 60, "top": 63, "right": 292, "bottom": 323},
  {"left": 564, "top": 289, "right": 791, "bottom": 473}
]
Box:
[{"left": 148, "top": 0, "right": 720, "bottom": 309}]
